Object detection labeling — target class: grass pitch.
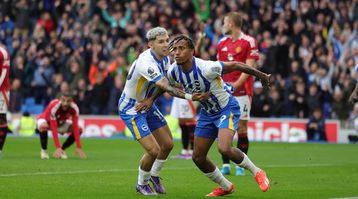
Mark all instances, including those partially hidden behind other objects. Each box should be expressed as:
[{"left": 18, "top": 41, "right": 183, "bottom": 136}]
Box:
[{"left": 0, "top": 137, "right": 357, "bottom": 199}]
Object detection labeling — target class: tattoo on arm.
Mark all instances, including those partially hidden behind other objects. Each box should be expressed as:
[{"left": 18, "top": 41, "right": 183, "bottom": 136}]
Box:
[{"left": 156, "top": 77, "right": 186, "bottom": 99}]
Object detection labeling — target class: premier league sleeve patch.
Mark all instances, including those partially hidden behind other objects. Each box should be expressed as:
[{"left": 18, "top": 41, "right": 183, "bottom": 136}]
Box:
[{"left": 147, "top": 67, "right": 158, "bottom": 79}]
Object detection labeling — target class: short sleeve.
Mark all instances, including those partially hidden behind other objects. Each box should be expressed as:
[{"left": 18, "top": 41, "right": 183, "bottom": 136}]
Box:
[
  {"left": 246, "top": 38, "right": 259, "bottom": 60},
  {"left": 200, "top": 60, "right": 224, "bottom": 80},
  {"left": 137, "top": 59, "right": 163, "bottom": 83}
]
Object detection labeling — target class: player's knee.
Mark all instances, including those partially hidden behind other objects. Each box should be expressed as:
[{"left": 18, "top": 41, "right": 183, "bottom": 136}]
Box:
[
  {"left": 147, "top": 145, "right": 160, "bottom": 158},
  {"left": 218, "top": 145, "right": 232, "bottom": 156},
  {"left": 192, "top": 153, "right": 205, "bottom": 165},
  {"left": 39, "top": 124, "right": 49, "bottom": 132},
  {"left": 160, "top": 140, "right": 174, "bottom": 152}
]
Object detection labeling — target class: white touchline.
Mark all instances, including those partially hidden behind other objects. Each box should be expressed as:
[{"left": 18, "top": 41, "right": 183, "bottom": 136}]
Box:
[{"left": 0, "top": 163, "right": 342, "bottom": 177}]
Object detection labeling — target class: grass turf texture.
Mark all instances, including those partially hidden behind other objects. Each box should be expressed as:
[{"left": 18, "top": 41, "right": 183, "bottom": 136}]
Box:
[{"left": 0, "top": 137, "right": 357, "bottom": 199}]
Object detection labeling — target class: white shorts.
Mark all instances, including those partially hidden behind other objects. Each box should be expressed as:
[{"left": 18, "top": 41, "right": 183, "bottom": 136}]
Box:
[
  {"left": 170, "top": 97, "right": 197, "bottom": 119},
  {"left": 234, "top": 95, "right": 251, "bottom": 120},
  {"left": 0, "top": 91, "right": 9, "bottom": 114},
  {"left": 37, "top": 119, "right": 72, "bottom": 134}
]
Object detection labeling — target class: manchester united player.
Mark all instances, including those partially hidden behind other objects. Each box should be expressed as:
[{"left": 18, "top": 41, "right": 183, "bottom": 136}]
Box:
[
  {"left": 217, "top": 12, "right": 260, "bottom": 176},
  {"left": 0, "top": 44, "right": 11, "bottom": 159},
  {"left": 36, "top": 92, "right": 86, "bottom": 160}
]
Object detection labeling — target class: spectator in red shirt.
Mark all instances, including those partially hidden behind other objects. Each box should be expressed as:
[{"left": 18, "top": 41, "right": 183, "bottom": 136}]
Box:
[{"left": 36, "top": 92, "right": 86, "bottom": 160}]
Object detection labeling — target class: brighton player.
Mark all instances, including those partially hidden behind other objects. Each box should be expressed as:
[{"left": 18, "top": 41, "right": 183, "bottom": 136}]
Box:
[
  {"left": 0, "top": 44, "right": 11, "bottom": 159},
  {"left": 118, "top": 27, "right": 209, "bottom": 195},
  {"left": 36, "top": 92, "right": 86, "bottom": 160},
  {"left": 217, "top": 12, "right": 260, "bottom": 175},
  {"left": 167, "top": 35, "right": 270, "bottom": 196}
]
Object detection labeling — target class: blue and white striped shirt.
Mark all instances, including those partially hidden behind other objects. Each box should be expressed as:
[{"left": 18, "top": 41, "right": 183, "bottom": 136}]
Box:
[{"left": 167, "top": 57, "right": 230, "bottom": 114}]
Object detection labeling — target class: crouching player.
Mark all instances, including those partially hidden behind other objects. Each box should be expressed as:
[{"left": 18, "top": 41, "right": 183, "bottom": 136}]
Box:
[{"left": 36, "top": 92, "right": 86, "bottom": 160}]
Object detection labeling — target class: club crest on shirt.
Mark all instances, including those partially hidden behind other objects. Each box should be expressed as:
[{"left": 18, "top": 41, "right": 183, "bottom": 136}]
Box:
[{"left": 236, "top": 46, "right": 241, "bottom": 53}]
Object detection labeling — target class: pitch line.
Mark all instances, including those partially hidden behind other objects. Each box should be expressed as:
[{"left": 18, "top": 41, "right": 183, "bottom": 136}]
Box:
[{"left": 0, "top": 163, "right": 340, "bottom": 177}]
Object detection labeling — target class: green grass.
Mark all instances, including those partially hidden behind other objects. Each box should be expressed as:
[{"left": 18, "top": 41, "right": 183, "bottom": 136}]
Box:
[{"left": 1, "top": 137, "right": 358, "bottom": 199}]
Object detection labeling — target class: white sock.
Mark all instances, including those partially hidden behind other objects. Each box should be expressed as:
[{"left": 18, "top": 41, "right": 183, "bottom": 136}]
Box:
[
  {"left": 205, "top": 167, "right": 232, "bottom": 191},
  {"left": 222, "top": 163, "right": 230, "bottom": 168},
  {"left": 151, "top": 159, "right": 166, "bottom": 177},
  {"left": 138, "top": 167, "right": 151, "bottom": 185},
  {"left": 188, "top": 149, "right": 193, "bottom": 155},
  {"left": 238, "top": 154, "right": 261, "bottom": 176},
  {"left": 181, "top": 149, "right": 188, "bottom": 155}
]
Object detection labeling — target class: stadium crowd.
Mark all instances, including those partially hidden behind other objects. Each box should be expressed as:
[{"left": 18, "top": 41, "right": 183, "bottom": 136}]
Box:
[{"left": 0, "top": 0, "right": 357, "bottom": 126}]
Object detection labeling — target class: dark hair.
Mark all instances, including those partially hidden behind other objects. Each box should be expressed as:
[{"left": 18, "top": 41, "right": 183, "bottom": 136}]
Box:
[
  {"left": 169, "top": 34, "right": 195, "bottom": 51},
  {"left": 61, "top": 92, "right": 73, "bottom": 98}
]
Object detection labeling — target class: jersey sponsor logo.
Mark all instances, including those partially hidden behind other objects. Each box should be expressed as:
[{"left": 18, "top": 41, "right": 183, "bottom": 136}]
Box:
[
  {"left": 221, "top": 46, "right": 228, "bottom": 51},
  {"left": 193, "top": 80, "right": 201, "bottom": 92},
  {"left": 141, "top": 124, "right": 149, "bottom": 131},
  {"left": 228, "top": 54, "right": 234, "bottom": 61}
]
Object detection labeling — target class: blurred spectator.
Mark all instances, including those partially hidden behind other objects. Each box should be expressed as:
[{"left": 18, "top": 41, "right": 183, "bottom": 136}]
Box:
[
  {"left": 13, "top": 111, "right": 36, "bottom": 136},
  {"left": 107, "top": 75, "right": 123, "bottom": 114},
  {"left": 306, "top": 107, "right": 326, "bottom": 142},
  {"left": 88, "top": 73, "right": 109, "bottom": 115},
  {"left": 251, "top": 82, "right": 270, "bottom": 117},
  {"left": 9, "top": 78, "right": 23, "bottom": 113}
]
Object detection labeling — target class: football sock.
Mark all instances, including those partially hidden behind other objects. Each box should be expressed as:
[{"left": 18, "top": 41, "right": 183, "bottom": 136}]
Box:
[
  {"left": 38, "top": 130, "right": 48, "bottom": 150},
  {"left": 0, "top": 128, "right": 7, "bottom": 151},
  {"left": 179, "top": 124, "right": 190, "bottom": 149},
  {"left": 204, "top": 167, "right": 232, "bottom": 191},
  {"left": 222, "top": 163, "right": 230, "bottom": 169},
  {"left": 62, "top": 134, "right": 75, "bottom": 150},
  {"left": 222, "top": 154, "right": 230, "bottom": 164},
  {"left": 237, "top": 133, "right": 249, "bottom": 154},
  {"left": 238, "top": 153, "right": 260, "bottom": 176},
  {"left": 151, "top": 159, "right": 166, "bottom": 177},
  {"left": 181, "top": 149, "right": 188, "bottom": 155},
  {"left": 138, "top": 167, "right": 151, "bottom": 185}
]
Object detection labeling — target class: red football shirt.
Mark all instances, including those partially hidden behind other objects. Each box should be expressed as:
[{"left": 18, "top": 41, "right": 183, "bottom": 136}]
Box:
[
  {"left": 217, "top": 33, "right": 259, "bottom": 96},
  {"left": 38, "top": 99, "right": 82, "bottom": 148},
  {"left": 0, "top": 46, "right": 10, "bottom": 92}
]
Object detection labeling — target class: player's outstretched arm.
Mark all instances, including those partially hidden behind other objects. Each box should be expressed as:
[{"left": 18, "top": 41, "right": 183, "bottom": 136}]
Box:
[
  {"left": 155, "top": 77, "right": 211, "bottom": 102},
  {"left": 222, "top": 61, "right": 271, "bottom": 90}
]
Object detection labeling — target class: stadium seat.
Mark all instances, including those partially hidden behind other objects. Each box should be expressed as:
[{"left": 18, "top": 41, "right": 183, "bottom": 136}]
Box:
[{"left": 24, "top": 97, "right": 36, "bottom": 106}]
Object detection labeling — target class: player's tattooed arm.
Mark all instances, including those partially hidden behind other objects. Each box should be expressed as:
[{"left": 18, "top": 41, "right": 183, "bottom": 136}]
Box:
[
  {"left": 223, "top": 61, "right": 271, "bottom": 90},
  {"left": 135, "top": 88, "right": 165, "bottom": 112}
]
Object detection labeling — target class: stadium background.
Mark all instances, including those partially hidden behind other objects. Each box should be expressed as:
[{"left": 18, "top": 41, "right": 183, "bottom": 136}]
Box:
[
  {"left": 1, "top": 0, "right": 357, "bottom": 141},
  {"left": 1, "top": 1, "right": 358, "bottom": 198}
]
